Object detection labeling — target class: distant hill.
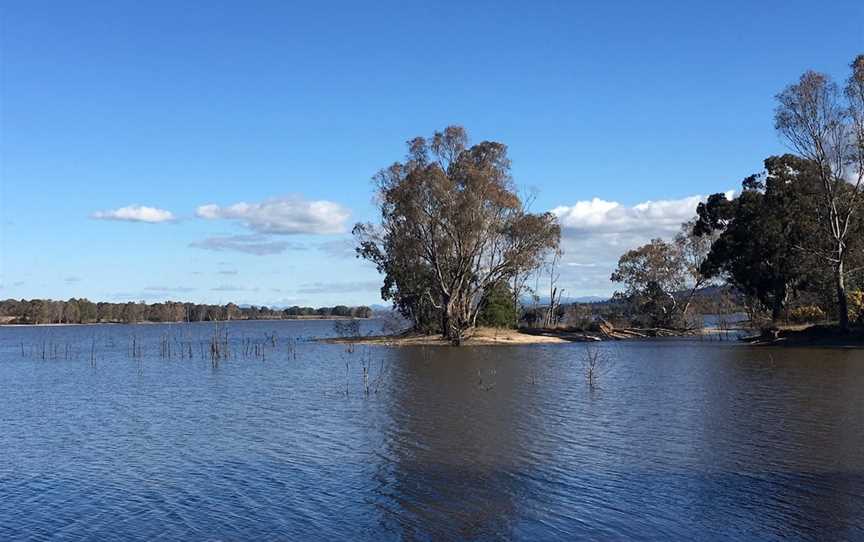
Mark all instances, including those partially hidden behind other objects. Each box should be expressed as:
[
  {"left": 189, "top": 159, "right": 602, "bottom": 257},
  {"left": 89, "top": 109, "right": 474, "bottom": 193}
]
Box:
[{"left": 524, "top": 295, "right": 611, "bottom": 306}]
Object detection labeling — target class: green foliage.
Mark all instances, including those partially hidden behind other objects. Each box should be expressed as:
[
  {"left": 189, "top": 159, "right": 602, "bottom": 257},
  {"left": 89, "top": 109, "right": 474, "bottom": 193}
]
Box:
[
  {"left": 695, "top": 155, "right": 820, "bottom": 321},
  {"left": 610, "top": 238, "right": 687, "bottom": 328},
  {"left": 773, "top": 58, "right": 864, "bottom": 331},
  {"left": 477, "top": 283, "right": 518, "bottom": 328},
  {"left": 0, "top": 299, "right": 373, "bottom": 324},
  {"left": 850, "top": 291, "right": 864, "bottom": 325},
  {"left": 354, "top": 125, "right": 560, "bottom": 344},
  {"left": 789, "top": 305, "right": 826, "bottom": 324}
]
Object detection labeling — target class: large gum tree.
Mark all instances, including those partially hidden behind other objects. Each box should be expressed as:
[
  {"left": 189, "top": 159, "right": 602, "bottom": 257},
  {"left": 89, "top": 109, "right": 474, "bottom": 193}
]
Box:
[
  {"left": 354, "top": 126, "right": 560, "bottom": 345},
  {"left": 774, "top": 55, "right": 864, "bottom": 331}
]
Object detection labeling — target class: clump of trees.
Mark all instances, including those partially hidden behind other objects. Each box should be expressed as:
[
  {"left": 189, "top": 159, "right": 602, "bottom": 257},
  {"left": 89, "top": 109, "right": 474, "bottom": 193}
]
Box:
[
  {"left": 693, "top": 56, "right": 864, "bottom": 329},
  {"left": 774, "top": 56, "right": 864, "bottom": 330},
  {"left": 0, "top": 298, "right": 373, "bottom": 325},
  {"left": 693, "top": 155, "right": 824, "bottom": 322},
  {"left": 610, "top": 220, "right": 715, "bottom": 328},
  {"left": 355, "top": 126, "right": 560, "bottom": 344},
  {"left": 611, "top": 55, "right": 864, "bottom": 331}
]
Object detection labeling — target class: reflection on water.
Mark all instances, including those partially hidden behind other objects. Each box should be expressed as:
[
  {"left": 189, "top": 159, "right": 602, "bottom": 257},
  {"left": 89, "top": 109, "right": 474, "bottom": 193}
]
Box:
[{"left": 0, "top": 321, "right": 862, "bottom": 540}]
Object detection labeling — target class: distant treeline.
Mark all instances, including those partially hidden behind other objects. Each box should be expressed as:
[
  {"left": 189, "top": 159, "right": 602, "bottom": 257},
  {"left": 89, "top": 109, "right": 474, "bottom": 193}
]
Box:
[{"left": 0, "top": 298, "right": 373, "bottom": 325}]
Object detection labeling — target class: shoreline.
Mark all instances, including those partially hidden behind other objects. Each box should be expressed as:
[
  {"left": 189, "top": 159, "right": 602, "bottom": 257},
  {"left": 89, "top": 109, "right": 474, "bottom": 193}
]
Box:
[
  {"left": 741, "top": 324, "right": 864, "bottom": 348},
  {"left": 321, "top": 326, "right": 707, "bottom": 347},
  {"left": 323, "top": 324, "right": 864, "bottom": 348},
  {"left": 323, "top": 327, "right": 576, "bottom": 346}
]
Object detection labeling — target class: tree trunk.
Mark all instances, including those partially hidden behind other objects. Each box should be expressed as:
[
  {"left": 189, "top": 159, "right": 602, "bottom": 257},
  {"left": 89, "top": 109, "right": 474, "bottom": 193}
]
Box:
[
  {"left": 769, "top": 281, "right": 788, "bottom": 324},
  {"left": 836, "top": 259, "right": 850, "bottom": 332},
  {"left": 442, "top": 297, "right": 464, "bottom": 345},
  {"left": 771, "top": 296, "right": 784, "bottom": 323}
]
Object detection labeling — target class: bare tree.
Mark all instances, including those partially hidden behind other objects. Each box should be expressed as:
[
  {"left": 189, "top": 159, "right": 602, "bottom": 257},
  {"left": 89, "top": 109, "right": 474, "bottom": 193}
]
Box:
[
  {"left": 510, "top": 266, "right": 534, "bottom": 327},
  {"left": 674, "top": 218, "right": 718, "bottom": 324},
  {"left": 510, "top": 188, "right": 542, "bottom": 327},
  {"left": 774, "top": 57, "right": 864, "bottom": 331},
  {"left": 581, "top": 344, "right": 612, "bottom": 390},
  {"left": 544, "top": 247, "right": 564, "bottom": 328}
]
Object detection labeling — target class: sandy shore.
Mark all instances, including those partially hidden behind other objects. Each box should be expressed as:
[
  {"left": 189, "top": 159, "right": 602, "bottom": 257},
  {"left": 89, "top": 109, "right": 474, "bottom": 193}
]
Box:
[{"left": 322, "top": 327, "right": 601, "bottom": 346}]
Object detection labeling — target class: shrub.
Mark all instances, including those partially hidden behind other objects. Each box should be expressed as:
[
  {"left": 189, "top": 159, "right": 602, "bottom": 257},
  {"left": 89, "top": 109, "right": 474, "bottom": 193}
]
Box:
[
  {"left": 849, "top": 291, "right": 864, "bottom": 325},
  {"left": 477, "top": 283, "right": 517, "bottom": 328},
  {"left": 789, "top": 305, "right": 825, "bottom": 324}
]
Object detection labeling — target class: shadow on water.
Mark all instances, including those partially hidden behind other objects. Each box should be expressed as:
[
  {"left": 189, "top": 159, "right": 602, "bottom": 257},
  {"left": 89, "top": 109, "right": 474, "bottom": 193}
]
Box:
[{"left": 373, "top": 346, "right": 542, "bottom": 539}]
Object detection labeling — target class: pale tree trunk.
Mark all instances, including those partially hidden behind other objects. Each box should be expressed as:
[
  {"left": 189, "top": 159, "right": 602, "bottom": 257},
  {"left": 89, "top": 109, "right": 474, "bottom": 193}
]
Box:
[
  {"left": 771, "top": 294, "right": 784, "bottom": 323},
  {"left": 836, "top": 257, "right": 849, "bottom": 331},
  {"left": 443, "top": 297, "right": 464, "bottom": 345}
]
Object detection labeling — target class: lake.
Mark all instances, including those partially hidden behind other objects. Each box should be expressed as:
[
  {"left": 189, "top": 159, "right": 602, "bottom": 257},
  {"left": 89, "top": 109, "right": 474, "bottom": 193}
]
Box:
[{"left": 1, "top": 320, "right": 862, "bottom": 541}]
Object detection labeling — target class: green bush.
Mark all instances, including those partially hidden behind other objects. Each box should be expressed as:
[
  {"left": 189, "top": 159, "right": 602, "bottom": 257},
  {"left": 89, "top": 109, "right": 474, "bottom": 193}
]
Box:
[
  {"left": 850, "top": 291, "right": 864, "bottom": 324},
  {"left": 477, "top": 283, "right": 517, "bottom": 328},
  {"left": 789, "top": 305, "right": 825, "bottom": 324}
]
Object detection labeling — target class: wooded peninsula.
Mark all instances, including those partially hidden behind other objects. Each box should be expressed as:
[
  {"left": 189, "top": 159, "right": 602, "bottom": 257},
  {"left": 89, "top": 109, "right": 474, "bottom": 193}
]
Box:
[{"left": 352, "top": 54, "right": 864, "bottom": 345}]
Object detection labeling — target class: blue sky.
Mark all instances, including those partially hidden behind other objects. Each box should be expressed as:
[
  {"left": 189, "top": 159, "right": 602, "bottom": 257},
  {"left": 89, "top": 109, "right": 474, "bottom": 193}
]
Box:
[{"left": 1, "top": 1, "right": 862, "bottom": 306}]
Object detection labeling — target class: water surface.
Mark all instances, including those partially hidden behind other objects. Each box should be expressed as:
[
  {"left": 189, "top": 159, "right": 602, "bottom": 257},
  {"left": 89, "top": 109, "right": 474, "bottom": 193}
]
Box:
[{"left": 1, "top": 321, "right": 862, "bottom": 540}]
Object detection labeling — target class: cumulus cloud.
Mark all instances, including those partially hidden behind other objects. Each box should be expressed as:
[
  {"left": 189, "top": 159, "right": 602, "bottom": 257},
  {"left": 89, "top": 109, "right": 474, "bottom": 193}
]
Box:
[
  {"left": 92, "top": 205, "right": 175, "bottom": 223},
  {"left": 551, "top": 196, "right": 707, "bottom": 236},
  {"left": 190, "top": 234, "right": 306, "bottom": 256},
  {"left": 550, "top": 193, "right": 728, "bottom": 297},
  {"left": 196, "top": 196, "right": 350, "bottom": 235}
]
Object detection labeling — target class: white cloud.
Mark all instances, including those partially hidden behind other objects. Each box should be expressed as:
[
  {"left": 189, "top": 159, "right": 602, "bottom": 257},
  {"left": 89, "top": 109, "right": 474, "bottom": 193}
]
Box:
[
  {"left": 550, "top": 193, "right": 728, "bottom": 297},
  {"left": 196, "top": 196, "right": 350, "bottom": 235},
  {"left": 92, "top": 205, "right": 175, "bottom": 223},
  {"left": 551, "top": 195, "right": 704, "bottom": 236}
]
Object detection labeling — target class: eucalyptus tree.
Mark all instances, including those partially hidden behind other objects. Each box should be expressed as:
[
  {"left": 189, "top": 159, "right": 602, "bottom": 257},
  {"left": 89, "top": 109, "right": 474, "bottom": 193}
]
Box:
[
  {"left": 694, "top": 155, "right": 820, "bottom": 322},
  {"left": 774, "top": 55, "right": 864, "bottom": 330},
  {"left": 610, "top": 238, "right": 688, "bottom": 327},
  {"left": 354, "top": 126, "right": 560, "bottom": 344}
]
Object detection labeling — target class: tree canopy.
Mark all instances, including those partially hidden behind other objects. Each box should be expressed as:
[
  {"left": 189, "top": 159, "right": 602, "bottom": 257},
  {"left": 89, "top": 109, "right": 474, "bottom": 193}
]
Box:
[
  {"left": 355, "top": 126, "right": 560, "bottom": 344},
  {"left": 694, "top": 155, "right": 823, "bottom": 321},
  {"left": 773, "top": 56, "right": 864, "bottom": 330}
]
